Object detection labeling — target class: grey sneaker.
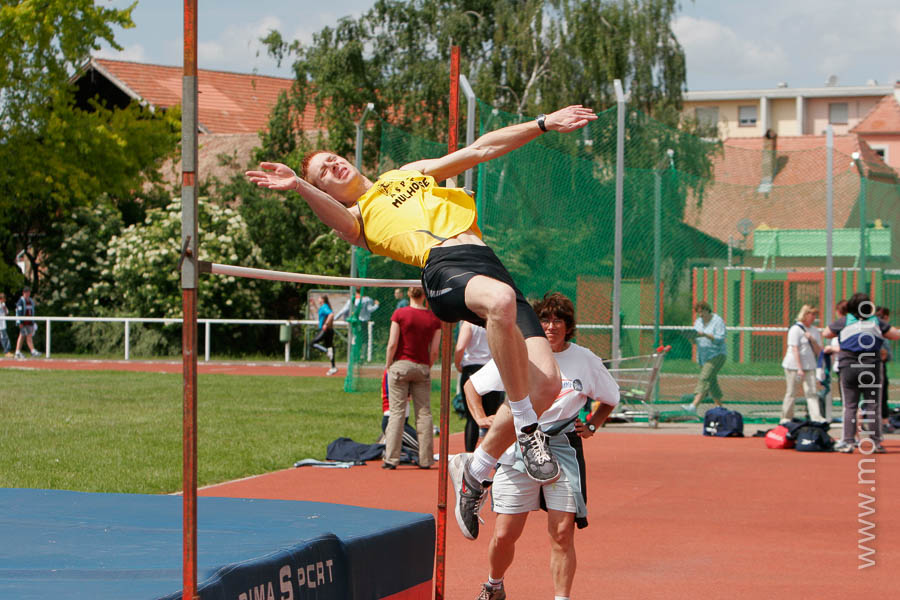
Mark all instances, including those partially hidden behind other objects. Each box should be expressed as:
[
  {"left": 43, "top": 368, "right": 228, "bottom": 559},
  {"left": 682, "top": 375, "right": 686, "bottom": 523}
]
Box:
[
  {"left": 872, "top": 443, "right": 887, "bottom": 454},
  {"left": 449, "top": 453, "right": 490, "bottom": 540},
  {"left": 517, "top": 424, "right": 560, "bottom": 483},
  {"left": 30, "top": 349, "right": 40, "bottom": 357},
  {"left": 681, "top": 403, "right": 697, "bottom": 413},
  {"left": 14, "top": 351, "right": 24, "bottom": 360},
  {"left": 834, "top": 441, "right": 854, "bottom": 453},
  {"left": 476, "top": 582, "right": 506, "bottom": 600}
]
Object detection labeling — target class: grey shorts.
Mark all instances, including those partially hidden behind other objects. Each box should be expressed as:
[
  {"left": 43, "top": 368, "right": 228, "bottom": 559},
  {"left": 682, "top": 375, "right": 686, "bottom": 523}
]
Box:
[{"left": 491, "top": 463, "right": 577, "bottom": 514}]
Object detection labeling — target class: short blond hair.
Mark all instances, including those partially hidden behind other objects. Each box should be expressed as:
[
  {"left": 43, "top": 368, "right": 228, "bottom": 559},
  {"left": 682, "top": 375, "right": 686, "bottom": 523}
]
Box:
[{"left": 795, "top": 304, "right": 818, "bottom": 322}]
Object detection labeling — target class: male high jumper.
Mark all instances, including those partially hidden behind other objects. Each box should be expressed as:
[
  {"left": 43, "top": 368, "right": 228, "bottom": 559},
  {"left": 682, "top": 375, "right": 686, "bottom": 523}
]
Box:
[{"left": 246, "top": 105, "right": 597, "bottom": 539}]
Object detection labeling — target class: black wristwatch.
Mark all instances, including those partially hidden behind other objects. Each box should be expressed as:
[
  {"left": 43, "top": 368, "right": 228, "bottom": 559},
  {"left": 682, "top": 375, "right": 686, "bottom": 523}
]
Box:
[
  {"left": 587, "top": 423, "right": 596, "bottom": 433},
  {"left": 536, "top": 114, "right": 548, "bottom": 132}
]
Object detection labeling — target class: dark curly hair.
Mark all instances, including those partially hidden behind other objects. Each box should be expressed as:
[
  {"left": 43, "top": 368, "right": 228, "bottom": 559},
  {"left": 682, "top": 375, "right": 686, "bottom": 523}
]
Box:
[
  {"left": 532, "top": 292, "right": 576, "bottom": 341},
  {"left": 846, "top": 292, "right": 876, "bottom": 319}
]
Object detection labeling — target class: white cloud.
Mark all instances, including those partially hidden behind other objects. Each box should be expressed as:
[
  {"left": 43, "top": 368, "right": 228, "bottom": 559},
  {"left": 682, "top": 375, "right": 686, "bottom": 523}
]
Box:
[
  {"left": 197, "top": 16, "right": 288, "bottom": 75},
  {"left": 673, "top": 16, "right": 788, "bottom": 89},
  {"left": 95, "top": 43, "right": 148, "bottom": 64}
]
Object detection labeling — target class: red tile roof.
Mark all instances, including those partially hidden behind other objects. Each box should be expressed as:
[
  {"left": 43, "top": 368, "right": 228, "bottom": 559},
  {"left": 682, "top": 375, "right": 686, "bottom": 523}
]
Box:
[
  {"left": 87, "top": 58, "right": 319, "bottom": 134},
  {"left": 851, "top": 93, "right": 900, "bottom": 135},
  {"left": 155, "top": 133, "right": 262, "bottom": 191},
  {"left": 682, "top": 134, "right": 898, "bottom": 250}
]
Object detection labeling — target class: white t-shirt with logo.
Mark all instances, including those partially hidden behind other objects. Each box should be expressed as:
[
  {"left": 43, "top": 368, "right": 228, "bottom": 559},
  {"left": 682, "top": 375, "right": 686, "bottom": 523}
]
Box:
[{"left": 470, "top": 342, "right": 620, "bottom": 465}]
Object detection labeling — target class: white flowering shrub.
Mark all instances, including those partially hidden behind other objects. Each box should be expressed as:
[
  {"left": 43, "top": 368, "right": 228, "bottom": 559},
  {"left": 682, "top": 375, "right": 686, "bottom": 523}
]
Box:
[
  {"left": 88, "top": 198, "right": 265, "bottom": 319},
  {"left": 45, "top": 202, "right": 124, "bottom": 315}
]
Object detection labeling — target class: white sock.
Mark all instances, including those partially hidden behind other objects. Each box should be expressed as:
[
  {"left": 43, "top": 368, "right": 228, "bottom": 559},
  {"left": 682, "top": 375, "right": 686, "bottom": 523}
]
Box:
[
  {"left": 469, "top": 447, "right": 498, "bottom": 483},
  {"left": 509, "top": 396, "right": 538, "bottom": 431},
  {"left": 554, "top": 597, "right": 570, "bottom": 600},
  {"left": 488, "top": 576, "right": 503, "bottom": 588}
]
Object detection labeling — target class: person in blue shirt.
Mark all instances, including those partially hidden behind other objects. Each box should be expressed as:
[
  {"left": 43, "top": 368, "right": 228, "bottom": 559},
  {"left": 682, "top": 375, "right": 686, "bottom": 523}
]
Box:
[
  {"left": 823, "top": 293, "right": 900, "bottom": 453},
  {"left": 683, "top": 301, "right": 727, "bottom": 413},
  {"left": 310, "top": 295, "right": 337, "bottom": 375},
  {"left": 14, "top": 286, "right": 41, "bottom": 360},
  {"left": 393, "top": 288, "right": 410, "bottom": 311}
]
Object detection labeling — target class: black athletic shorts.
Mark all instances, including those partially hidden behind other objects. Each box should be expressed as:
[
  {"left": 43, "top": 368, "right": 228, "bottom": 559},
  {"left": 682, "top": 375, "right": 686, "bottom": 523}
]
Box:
[{"left": 421, "top": 244, "right": 545, "bottom": 339}]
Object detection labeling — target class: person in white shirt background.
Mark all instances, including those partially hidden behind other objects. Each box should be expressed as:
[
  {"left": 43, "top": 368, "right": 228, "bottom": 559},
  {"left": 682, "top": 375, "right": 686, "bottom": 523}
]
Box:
[
  {"left": 781, "top": 304, "right": 825, "bottom": 423},
  {"left": 455, "top": 321, "right": 505, "bottom": 452}
]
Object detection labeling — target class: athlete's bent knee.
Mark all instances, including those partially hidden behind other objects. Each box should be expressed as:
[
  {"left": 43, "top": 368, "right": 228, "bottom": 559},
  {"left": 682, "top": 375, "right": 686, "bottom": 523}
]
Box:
[{"left": 482, "top": 285, "right": 517, "bottom": 325}]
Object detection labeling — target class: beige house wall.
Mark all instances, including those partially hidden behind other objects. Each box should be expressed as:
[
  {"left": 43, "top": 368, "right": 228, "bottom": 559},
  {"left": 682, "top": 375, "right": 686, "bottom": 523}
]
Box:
[
  {"left": 805, "top": 96, "right": 880, "bottom": 135},
  {"left": 689, "top": 100, "right": 762, "bottom": 138},
  {"left": 770, "top": 98, "right": 800, "bottom": 136},
  {"left": 683, "top": 87, "right": 889, "bottom": 140}
]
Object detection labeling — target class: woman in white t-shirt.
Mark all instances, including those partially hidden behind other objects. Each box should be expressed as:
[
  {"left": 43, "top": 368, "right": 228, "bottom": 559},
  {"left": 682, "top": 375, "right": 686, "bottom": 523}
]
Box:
[{"left": 781, "top": 304, "right": 824, "bottom": 422}]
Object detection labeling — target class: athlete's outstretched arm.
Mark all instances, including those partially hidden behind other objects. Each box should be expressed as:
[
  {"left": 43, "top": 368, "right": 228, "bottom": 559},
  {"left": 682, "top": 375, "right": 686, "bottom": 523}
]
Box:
[
  {"left": 246, "top": 162, "right": 365, "bottom": 247},
  {"left": 402, "top": 105, "right": 596, "bottom": 182}
]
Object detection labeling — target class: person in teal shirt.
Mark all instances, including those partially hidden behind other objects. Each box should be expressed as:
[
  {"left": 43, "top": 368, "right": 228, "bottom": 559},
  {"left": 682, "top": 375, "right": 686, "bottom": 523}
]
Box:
[{"left": 310, "top": 295, "right": 336, "bottom": 375}]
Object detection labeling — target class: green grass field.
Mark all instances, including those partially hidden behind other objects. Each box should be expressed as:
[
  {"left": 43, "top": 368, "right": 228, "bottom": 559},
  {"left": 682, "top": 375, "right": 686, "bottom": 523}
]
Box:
[{"left": 0, "top": 370, "right": 461, "bottom": 494}]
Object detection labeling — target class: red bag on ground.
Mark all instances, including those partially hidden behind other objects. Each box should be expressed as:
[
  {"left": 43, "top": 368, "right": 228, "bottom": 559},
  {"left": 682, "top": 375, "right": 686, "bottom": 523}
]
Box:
[{"left": 765, "top": 425, "right": 794, "bottom": 449}]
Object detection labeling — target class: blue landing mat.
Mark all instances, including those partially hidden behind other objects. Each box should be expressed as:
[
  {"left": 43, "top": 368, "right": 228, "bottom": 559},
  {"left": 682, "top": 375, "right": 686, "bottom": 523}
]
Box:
[{"left": 0, "top": 488, "right": 434, "bottom": 600}]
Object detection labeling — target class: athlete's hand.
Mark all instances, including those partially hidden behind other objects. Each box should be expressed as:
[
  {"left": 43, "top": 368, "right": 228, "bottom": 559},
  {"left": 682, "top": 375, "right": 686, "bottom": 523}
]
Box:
[
  {"left": 545, "top": 105, "right": 598, "bottom": 133},
  {"left": 245, "top": 162, "right": 300, "bottom": 191},
  {"left": 574, "top": 417, "right": 595, "bottom": 438},
  {"left": 476, "top": 415, "right": 495, "bottom": 428}
]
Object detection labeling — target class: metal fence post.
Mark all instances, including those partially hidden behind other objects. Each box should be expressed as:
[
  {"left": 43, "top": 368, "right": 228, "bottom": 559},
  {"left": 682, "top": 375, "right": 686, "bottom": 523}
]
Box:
[
  {"left": 851, "top": 152, "right": 868, "bottom": 293},
  {"left": 458, "top": 74, "right": 477, "bottom": 191},
  {"left": 350, "top": 103, "right": 376, "bottom": 360},
  {"left": 612, "top": 79, "right": 626, "bottom": 361},
  {"left": 825, "top": 126, "right": 834, "bottom": 318}
]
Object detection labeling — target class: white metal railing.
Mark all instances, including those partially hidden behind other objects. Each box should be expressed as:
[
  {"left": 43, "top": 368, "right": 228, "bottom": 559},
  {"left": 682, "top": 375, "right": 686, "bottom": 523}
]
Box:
[
  {"left": 0, "top": 316, "right": 788, "bottom": 362},
  {"left": 579, "top": 324, "right": 790, "bottom": 332},
  {"left": 0, "top": 316, "right": 376, "bottom": 362}
]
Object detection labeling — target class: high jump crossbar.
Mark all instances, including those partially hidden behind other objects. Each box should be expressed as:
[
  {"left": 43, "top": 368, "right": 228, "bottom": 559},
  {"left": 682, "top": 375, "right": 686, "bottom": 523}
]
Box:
[{"left": 199, "top": 261, "right": 420, "bottom": 288}]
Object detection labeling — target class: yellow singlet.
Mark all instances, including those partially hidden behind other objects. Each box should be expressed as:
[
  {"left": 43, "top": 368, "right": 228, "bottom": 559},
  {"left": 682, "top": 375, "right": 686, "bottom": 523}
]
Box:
[{"left": 356, "top": 169, "right": 482, "bottom": 268}]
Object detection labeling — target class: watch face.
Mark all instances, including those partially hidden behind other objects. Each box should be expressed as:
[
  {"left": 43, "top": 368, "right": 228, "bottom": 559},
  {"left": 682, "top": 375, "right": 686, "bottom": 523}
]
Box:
[{"left": 588, "top": 424, "right": 596, "bottom": 432}]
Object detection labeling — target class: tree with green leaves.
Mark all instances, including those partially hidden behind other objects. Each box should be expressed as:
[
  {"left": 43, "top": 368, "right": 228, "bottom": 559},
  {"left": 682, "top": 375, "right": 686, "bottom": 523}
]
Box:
[
  {"left": 0, "top": 0, "right": 179, "bottom": 295},
  {"left": 255, "top": 0, "right": 712, "bottom": 293},
  {"left": 262, "top": 0, "right": 691, "bottom": 156}
]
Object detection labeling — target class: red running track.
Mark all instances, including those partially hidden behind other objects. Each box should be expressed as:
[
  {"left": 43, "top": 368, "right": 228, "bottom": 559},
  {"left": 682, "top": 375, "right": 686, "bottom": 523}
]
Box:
[
  {"left": 202, "top": 431, "right": 895, "bottom": 599},
  {"left": 5, "top": 357, "right": 893, "bottom": 597}
]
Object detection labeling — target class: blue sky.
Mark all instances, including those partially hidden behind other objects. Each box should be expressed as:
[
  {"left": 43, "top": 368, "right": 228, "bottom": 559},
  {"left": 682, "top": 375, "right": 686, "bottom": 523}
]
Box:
[{"left": 96, "top": 0, "right": 900, "bottom": 91}]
